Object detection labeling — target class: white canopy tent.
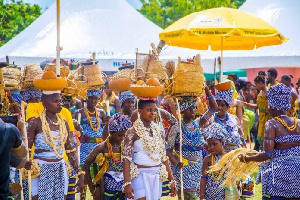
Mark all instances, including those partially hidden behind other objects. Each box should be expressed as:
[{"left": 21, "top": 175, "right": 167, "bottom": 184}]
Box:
[{"left": 0, "top": 0, "right": 199, "bottom": 71}]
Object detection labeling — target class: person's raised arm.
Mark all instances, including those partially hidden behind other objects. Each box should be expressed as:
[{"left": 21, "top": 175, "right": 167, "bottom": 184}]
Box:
[{"left": 12, "top": 115, "right": 28, "bottom": 159}]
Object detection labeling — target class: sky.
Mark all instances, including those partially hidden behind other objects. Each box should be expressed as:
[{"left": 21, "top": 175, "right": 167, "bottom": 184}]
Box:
[{"left": 22, "top": 0, "right": 142, "bottom": 12}]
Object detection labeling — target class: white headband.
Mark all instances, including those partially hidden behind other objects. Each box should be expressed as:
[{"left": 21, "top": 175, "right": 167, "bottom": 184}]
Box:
[{"left": 42, "top": 90, "right": 61, "bottom": 95}]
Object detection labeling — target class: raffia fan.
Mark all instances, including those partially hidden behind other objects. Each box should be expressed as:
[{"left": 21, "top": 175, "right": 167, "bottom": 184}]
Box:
[
  {"left": 207, "top": 148, "right": 259, "bottom": 187},
  {"left": 164, "top": 54, "right": 204, "bottom": 97}
]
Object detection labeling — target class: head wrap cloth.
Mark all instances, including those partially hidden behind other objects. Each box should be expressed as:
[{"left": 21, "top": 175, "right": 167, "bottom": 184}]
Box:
[
  {"left": 108, "top": 113, "right": 132, "bottom": 132},
  {"left": 10, "top": 90, "right": 22, "bottom": 104},
  {"left": 87, "top": 89, "right": 101, "bottom": 97},
  {"left": 178, "top": 96, "right": 197, "bottom": 112},
  {"left": 215, "top": 90, "right": 233, "bottom": 106},
  {"left": 267, "top": 83, "right": 291, "bottom": 111},
  {"left": 23, "top": 89, "right": 42, "bottom": 102},
  {"left": 203, "top": 123, "right": 230, "bottom": 143},
  {"left": 119, "top": 91, "right": 136, "bottom": 106}
]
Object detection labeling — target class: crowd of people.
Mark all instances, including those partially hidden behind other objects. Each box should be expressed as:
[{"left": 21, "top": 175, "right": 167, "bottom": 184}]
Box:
[{"left": 0, "top": 63, "right": 300, "bottom": 200}]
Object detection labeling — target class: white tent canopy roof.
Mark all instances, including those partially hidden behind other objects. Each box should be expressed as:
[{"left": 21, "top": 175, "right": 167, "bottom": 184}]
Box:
[{"left": 0, "top": 0, "right": 198, "bottom": 70}]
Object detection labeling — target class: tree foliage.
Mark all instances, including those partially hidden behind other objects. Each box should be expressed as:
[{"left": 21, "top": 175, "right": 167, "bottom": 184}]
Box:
[
  {"left": 139, "top": 0, "right": 246, "bottom": 28},
  {"left": 0, "top": 0, "right": 41, "bottom": 46}
]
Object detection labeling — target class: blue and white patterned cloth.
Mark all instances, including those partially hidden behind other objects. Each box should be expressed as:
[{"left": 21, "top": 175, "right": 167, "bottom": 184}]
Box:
[
  {"left": 178, "top": 96, "right": 197, "bottom": 112},
  {"left": 103, "top": 159, "right": 124, "bottom": 191},
  {"left": 119, "top": 90, "right": 136, "bottom": 107},
  {"left": 108, "top": 113, "right": 131, "bottom": 132},
  {"left": 87, "top": 89, "right": 101, "bottom": 98},
  {"left": 215, "top": 90, "right": 233, "bottom": 106},
  {"left": 167, "top": 121, "right": 205, "bottom": 190},
  {"left": 23, "top": 88, "right": 42, "bottom": 102},
  {"left": 205, "top": 154, "right": 226, "bottom": 200},
  {"left": 203, "top": 122, "right": 230, "bottom": 143},
  {"left": 261, "top": 135, "right": 300, "bottom": 198},
  {"left": 11, "top": 90, "right": 22, "bottom": 104},
  {"left": 80, "top": 117, "right": 103, "bottom": 165},
  {"left": 267, "top": 83, "right": 292, "bottom": 111}
]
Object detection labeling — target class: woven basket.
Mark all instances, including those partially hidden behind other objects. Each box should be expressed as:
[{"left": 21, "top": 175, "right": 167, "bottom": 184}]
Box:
[
  {"left": 79, "top": 64, "right": 104, "bottom": 87},
  {"left": 2, "top": 67, "right": 21, "bottom": 88},
  {"left": 215, "top": 81, "right": 232, "bottom": 91},
  {"left": 44, "top": 63, "right": 70, "bottom": 78},
  {"left": 109, "top": 78, "right": 131, "bottom": 92},
  {"left": 146, "top": 60, "right": 168, "bottom": 82},
  {"left": 165, "top": 55, "right": 204, "bottom": 97},
  {"left": 24, "top": 64, "right": 43, "bottom": 80},
  {"left": 130, "top": 84, "right": 163, "bottom": 98}
]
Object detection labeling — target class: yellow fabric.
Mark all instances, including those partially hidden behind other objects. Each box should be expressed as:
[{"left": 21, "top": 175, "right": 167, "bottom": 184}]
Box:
[
  {"left": 287, "top": 96, "right": 295, "bottom": 117},
  {"left": 25, "top": 102, "right": 75, "bottom": 132},
  {"left": 267, "top": 81, "right": 280, "bottom": 89},
  {"left": 242, "top": 114, "right": 250, "bottom": 140},
  {"left": 257, "top": 94, "right": 271, "bottom": 143},
  {"left": 159, "top": 7, "right": 287, "bottom": 51},
  {"left": 173, "top": 150, "right": 198, "bottom": 166},
  {"left": 93, "top": 152, "right": 121, "bottom": 184}
]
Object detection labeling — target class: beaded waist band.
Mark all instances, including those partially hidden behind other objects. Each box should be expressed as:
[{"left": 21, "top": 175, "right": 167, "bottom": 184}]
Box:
[
  {"left": 81, "top": 135, "right": 103, "bottom": 143},
  {"left": 175, "top": 144, "right": 203, "bottom": 152}
]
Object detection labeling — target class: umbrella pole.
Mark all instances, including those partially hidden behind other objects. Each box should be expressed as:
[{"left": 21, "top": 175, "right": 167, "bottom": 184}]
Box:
[
  {"left": 56, "top": 0, "right": 61, "bottom": 76},
  {"left": 176, "top": 99, "right": 184, "bottom": 200},
  {"left": 214, "top": 58, "right": 217, "bottom": 84},
  {"left": 220, "top": 36, "right": 224, "bottom": 82}
]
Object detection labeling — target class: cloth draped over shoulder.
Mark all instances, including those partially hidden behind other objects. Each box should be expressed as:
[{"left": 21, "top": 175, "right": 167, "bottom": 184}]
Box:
[{"left": 93, "top": 152, "right": 121, "bottom": 184}]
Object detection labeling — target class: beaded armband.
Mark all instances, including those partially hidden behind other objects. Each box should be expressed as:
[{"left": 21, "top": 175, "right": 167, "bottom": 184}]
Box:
[
  {"left": 161, "top": 155, "right": 169, "bottom": 162},
  {"left": 76, "top": 171, "right": 85, "bottom": 177},
  {"left": 65, "top": 148, "right": 77, "bottom": 153},
  {"left": 122, "top": 155, "right": 132, "bottom": 162},
  {"left": 122, "top": 182, "right": 131, "bottom": 192}
]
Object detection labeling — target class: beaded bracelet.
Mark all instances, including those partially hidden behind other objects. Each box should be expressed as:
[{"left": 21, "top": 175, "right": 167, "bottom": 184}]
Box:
[
  {"left": 169, "top": 179, "right": 176, "bottom": 187},
  {"left": 65, "top": 148, "right": 77, "bottom": 153},
  {"left": 207, "top": 95, "right": 214, "bottom": 100},
  {"left": 122, "top": 182, "right": 131, "bottom": 192},
  {"left": 122, "top": 156, "right": 132, "bottom": 162},
  {"left": 243, "top": 156, "right": 248, "bottom": 163},
  {"left": 201, "top": 175, "right": 208, "bottom": 179},
  {"left": 76, "top": 171, "right": 85, "bottom": 177}
]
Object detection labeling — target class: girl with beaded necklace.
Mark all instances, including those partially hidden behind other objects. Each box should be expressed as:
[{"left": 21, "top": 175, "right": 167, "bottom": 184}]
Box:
[
  {"left": 200, "top": 123, "right": 229, "bottom": 200},
  {"left": 83, "top": 113, "right": 131, "bottom": 200},
  {"left": 166, "top": 85, "right": 218, "bottom": 199},
  {"left": 123, "top": 99, "right": 177, "bottom": 200},
  {"left": 73, "top": 89, "right": 108, "bottom": 199}
]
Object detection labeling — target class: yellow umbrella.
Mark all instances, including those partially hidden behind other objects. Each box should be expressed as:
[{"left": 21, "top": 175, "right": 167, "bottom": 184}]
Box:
[{"left": 159, "top": 7, "right": 288, "bottom": 79}]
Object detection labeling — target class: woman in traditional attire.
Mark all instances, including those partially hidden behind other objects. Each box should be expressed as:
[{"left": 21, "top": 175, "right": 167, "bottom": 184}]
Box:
[
  {"left": 200, "top": 123, "right": 229, "bottom": 200},
  {"left": 26, "top": 73, "right": 84, "bottom": 200},
  {"left": 166, "top": 85, "right": 218, "bottom": 199},
  {"left": 119, "top": 91, "right": 136, "bottom": 117},
  {"left": 244, "top": 75, "right": 271, "bottom": 147},
  {"left": 123, "top": 99, "right": 177, "bottom": 200},
  {"left": 239, "top": 83, "right": 300, "bottom": 200},
  {"left": 84, "top": 113, "right": 131, "bottom": 200},
  {"left": 74, "top": 89, "right": 108, "bottom": 199}
]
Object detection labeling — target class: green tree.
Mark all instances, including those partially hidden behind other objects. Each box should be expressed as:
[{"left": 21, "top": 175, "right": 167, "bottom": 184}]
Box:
[
  {"left": 0, "top": 0, "right": 41, "bottom": 46},
  {"left": 139, "top": 0, "right": 246, "bottom": 28}
]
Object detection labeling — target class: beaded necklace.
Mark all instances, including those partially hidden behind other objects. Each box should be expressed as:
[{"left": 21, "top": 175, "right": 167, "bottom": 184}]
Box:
[
  {"left": 106, "top": 138, "right": 123, "bottom": 171},
  {"left": 274, "top": 116, "right": 298, "bottom": 131},
  {"left": 181, "top": 120, "right": 202, "bottom": 145},
  {"left": 211, "top": 152, "right": 226, "bottom": 181},
  {"left": 214, "top": 113, "right": 230, "bottom": 133},
  {"left": 40, "top": 111, "right": 68, "bottom": 159},
  {"left": 133, "top": 118, "right": 164, "bottom": 162},
  {"left": 85, "top": 107, "right": 101, "bottom": 131}
]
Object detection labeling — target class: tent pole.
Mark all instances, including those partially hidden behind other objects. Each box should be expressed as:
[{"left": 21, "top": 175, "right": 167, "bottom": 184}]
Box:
[
  {"left": 56, "top": 0, "right": 61, "bottom": 76},
  {"left": 220, "top": 36, "right": 224, "bottom": 82},
  {"left": 214, "top": 58, "right": 217, "bottom": 84}
]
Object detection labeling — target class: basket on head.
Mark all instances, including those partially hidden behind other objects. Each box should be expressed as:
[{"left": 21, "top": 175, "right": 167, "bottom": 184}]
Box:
[
  {"left": 62, "top": 80, "right": 79, "bottom": 97},
  {"left": 44, "top": 63, "right": 70, "bottom": 78},
  {"left": 165, "top": 54, "right": 204, "bottom": 97},
  {"left": 78, "top": 64, "right": 104, "bottom": 87},
  {"left": 2, "top": 66, "right": 21, "bottom": 90},
  {"left": 146, "top": 59, "right": 168, "bottom": 83},
  {"left": 215, "top": 81, "right": 232, "bottom": 91},
  {"left": 130, "top": 78, "right": 163, "bottom": 98},
  {"left": 22, "top": 64, "right": 44, "bottom": 89}
]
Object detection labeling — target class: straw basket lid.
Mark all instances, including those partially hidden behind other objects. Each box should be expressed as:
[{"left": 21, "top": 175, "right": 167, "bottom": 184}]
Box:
[
  {"left": 215, "top": 81, "right": 232, "bottom": 91},
  {"left": 130, "top": 78, "right": 163, "bottom": 98},
  {"left": 33, "top": 71, "right": 67, "bottom": 91},
  {"left": 109, "top": 78, "right": 131, "bottom": 92}
]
